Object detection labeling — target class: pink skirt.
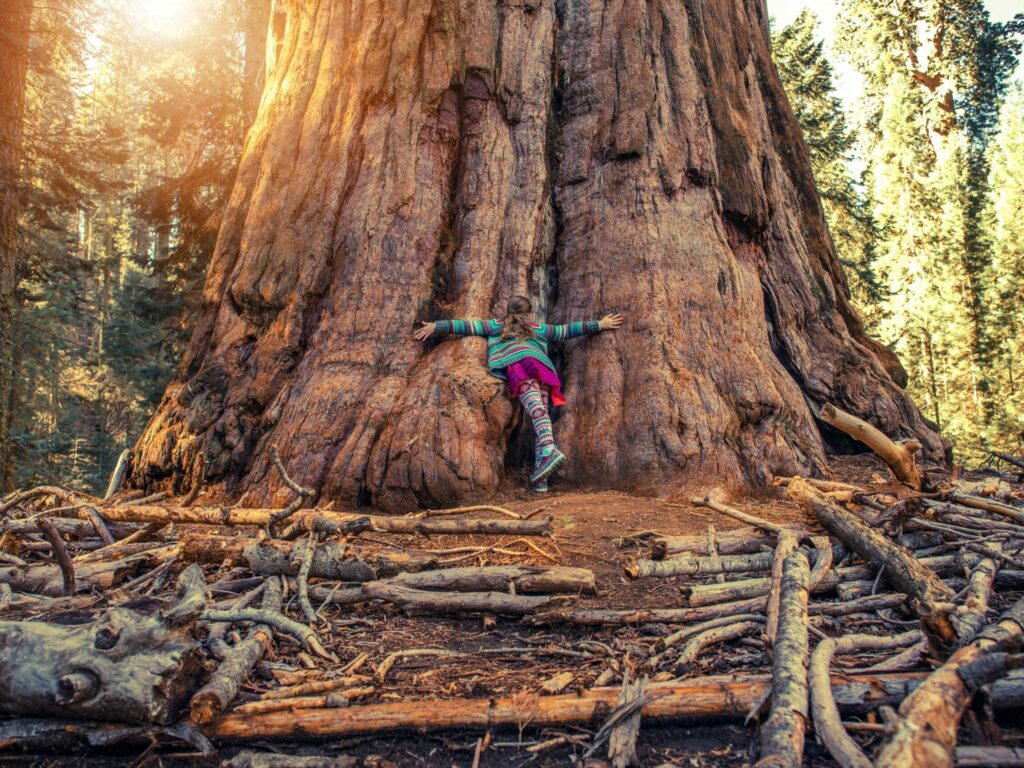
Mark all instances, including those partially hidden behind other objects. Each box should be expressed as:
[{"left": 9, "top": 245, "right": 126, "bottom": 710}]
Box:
[{"left": 504, "top": 357, "right": 566, "bottom": 406}]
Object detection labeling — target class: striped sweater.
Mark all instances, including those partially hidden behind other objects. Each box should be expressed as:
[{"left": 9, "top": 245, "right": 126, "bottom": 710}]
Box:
[{"left": 434, "top": 319, "right": 601, "bottom": 377}]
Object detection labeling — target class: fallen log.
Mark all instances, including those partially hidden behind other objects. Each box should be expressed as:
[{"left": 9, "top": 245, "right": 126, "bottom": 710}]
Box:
[
  {"left": 225, "top": 751, "right": 357, "bottom": 768},
  {"left": 818, "top": 402, "right": 922, "bottom": 489},
  {"left": 385, "top": 565, "right": 595, "bottom": 594},
  {"left": 0, "top": 556, "right": 142, "bottom": 596},
  {"left": 531, "top": 592, "right": 911, "bottom": 627},
  {"left": 788, "top": 478, "right": 955, "bottom": 643},
  {"left": 177, "top": 533, "right": 436, "bottom": 580},
  {"left": 757, "top": 551, "right": 810, "bottom": 767},
  {"left": 94, "top": 505, "right": 552, "bottom": 536},
  {"left": 680, "top": 554, "right": 958, "bottom": 607},
  {"left": 809, "top": 631, "right": 922, "bottom": 768},
  {"left": 207, "top": 671, "right": 1023, "bottom": 742},
  {"left": 948, "top": 493, "right": 1024, "bottom": 526},
  {"left": 955, "top": 746, "right": 1024, "bottom": 767},
  {"left": 310, "top": 581, "right": 561, "bottom": 616},
  {"left": 529, "top": 597, "right": 771, "bottom": 627},
  {"left": 875, "top": 596, "right": 1024, "bottom": 768},
  {"left": 190, "top": 577, "right": 283, "bottom": 724},
  {"left": 625, "top": 550, "right": 774, "bottom": 579},
  {"left": 647, "top": 526, "right": 798, "bottom": 559},
  {"left": 951, "top": 543, "right": 1000, "bottom": 645},
  {"left": 765, "top": 529, "right": 799, "bottom": 645},
  {"left": 0, "top": 565, "right": 206, "bottom": 724}
]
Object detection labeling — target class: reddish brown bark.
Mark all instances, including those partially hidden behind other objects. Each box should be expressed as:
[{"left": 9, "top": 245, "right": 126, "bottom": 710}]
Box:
[{"left": 132, "top": 0, "right": 945, "bottom": 511}]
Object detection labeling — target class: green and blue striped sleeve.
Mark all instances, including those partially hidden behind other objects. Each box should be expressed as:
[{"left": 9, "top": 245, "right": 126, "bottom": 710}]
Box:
[
  {"left": 434, "top": 319, "right": 503, "bottom": 336},
  {"left": 540, "top": 320, "right": 601, "bottom": 341}
]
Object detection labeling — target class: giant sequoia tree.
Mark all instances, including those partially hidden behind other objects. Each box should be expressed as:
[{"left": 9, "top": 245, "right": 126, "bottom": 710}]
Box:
[{"left": 132, "top": 0, "right": 945, "bottom": 510}]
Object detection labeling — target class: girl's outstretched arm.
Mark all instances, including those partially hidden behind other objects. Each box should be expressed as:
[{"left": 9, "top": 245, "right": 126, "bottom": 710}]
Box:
[
  {"left": 540, "top": 313, "right": 623, "bottom": 341},
  {"left": 413, "top": 319, "right": 502, "bottom": 341}
]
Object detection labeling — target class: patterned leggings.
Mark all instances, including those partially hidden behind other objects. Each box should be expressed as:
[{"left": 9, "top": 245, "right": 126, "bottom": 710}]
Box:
[{"left": 516, "top": 379, "right": 555, "bottom": 467}]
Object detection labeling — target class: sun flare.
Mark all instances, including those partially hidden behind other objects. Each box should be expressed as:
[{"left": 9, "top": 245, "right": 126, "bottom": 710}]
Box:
[{"left": 131, "top": 0, "right": 194, "bottom": 30}]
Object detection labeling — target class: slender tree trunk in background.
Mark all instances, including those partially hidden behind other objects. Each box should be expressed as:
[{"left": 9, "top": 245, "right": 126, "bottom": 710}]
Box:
[
  {"left": 132, "top": 0, "right": 947, "bottom": 511},
  {"left": 0, "top": 0, "right": 33, "bottom": 491},
  {"left": 243, "top": 0, "right": 271, "bottom": 129}
]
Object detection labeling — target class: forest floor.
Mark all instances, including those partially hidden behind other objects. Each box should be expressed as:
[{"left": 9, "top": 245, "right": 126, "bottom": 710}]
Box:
[{"left": 3, "top": 454, "right": 1023, "bottom": 768}]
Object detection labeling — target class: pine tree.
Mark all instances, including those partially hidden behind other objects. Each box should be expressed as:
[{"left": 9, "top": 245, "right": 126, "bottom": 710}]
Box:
[
  {"left": 983, "top": 85, "right": 1024, "bottom": 451},
  {"left": 836, "top": 0, "right": 1022, "bottom": 457},
  {"left": 771, "top": 10, "right": 881, "bottom": 317}
]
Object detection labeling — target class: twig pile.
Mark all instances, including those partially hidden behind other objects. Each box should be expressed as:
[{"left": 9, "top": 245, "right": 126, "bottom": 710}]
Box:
[{"left": 1, "top": 408, "right": 1023, "bottom": 766}]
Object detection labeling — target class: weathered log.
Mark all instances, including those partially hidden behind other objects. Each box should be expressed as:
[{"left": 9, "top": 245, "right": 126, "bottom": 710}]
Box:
[
  {"left": 533, "top": 592, "right": 911, "bottom": 627},
  {"left": 681, "top": 554, "right": 957, "bottom": 607},
  {"left": 311, "top": 581, "right": 560, "bottom": 616},
  {"left": 385, "top": 564, "right": 595, "bottom": 594},
  {"left": 955, "top": 746, "right": 1024, "bottom": 767},
  {"left": 177, "top": 532, "right": 436, "bottom": 580},
  {"left": 875, "top": 596, "right": 1024, "bottom": 768},
  {"left": 626, "top": 550, "right": 774, "bottom": 579},
  {"left": 97, "top": 505, "right": 551, "bottom": 536},
  {"left": 809, "top": 631, "right": 922, "bottom": 768},
  {"left": 103, "top": 449, "right": 132, "bottom": 500},
  {"left": 757, "top": 551, "right": 810, "bottom": 768},
  {"left": 208, "top": 671, "right": 948, "bottom": 742},
  {"left": 788, "top": 478, "right": 955, "bottom": 641},
  {"left": 807, "top": 535, "right": 834, "bottom": 590},
  {"left": 0, "top": 556, "right": 141, "bottom": 596},
  {"left": 818, "top": 402, "right": 922, "bottom": 489},
  {"left": 224, "top": 752, "right": 356, "bottom": 768},
  {"left": 773, "top": 476, "right": 864, "bottom": 493},
  {"left": 530, "top": 598, "right": 771, "bottom": 627},
  {"left": 648, "top": 526, "right": 790, "bottom": 559},
  {"left": 951, "top": 543, "right": 1000, "bottom": 645},
  {"left": 0, "top": 717, "right": 212, "bottom": 753},
  {"left": 766, "top": 529, "right": 799, "bottom": 645},
  {"left": 0, "top": 565, "right": 206, "bottom": 724},
  {"left": 190, "top": 577, "right": 283, "bottom": 724},
  {"left": 948, "top": 493, "right": 1024, "bottom": 526}
]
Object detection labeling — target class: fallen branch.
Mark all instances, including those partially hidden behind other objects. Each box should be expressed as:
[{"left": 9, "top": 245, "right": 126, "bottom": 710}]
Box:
[
  {"left": 190, "top": 578, "right": 283, "bottom": 724},
  {"left": 818, "top": 402, "right": 922, "bottom": 489},
  {"left": 809, "top": 631, "right": 922, "bottom": 768},
  {"left": 36, "top": 517, "right": 74, "bottom": 596},
  {"left": 201, "top": 607, "right": 336, "bottom": 661},
  {"left": 673, "top": 620, "right": 764, "bottom": 675}
]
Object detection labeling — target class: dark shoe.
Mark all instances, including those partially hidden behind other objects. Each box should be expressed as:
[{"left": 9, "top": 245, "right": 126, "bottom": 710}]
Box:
[{"left": 530, "top": 448, "right": 566, "bottom": 484}]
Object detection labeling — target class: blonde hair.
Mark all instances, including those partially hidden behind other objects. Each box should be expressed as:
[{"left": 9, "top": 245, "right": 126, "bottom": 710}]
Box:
[{"left": 500, "top": 295, "right": 535, "bottom": 341}]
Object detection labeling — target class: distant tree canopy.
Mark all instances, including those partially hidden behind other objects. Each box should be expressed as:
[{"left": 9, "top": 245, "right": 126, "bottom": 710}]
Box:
[
  {"left": 9, "top": 0, "right": 258, "bottom": 490},
  {"left": 773, "top": 4, "right": 1024, "bottom": 458}
]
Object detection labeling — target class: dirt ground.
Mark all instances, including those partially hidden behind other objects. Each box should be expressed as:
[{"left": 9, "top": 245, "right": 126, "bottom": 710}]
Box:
[{"left": 3, "top": 454, "right": 1022, "bottom": 767}]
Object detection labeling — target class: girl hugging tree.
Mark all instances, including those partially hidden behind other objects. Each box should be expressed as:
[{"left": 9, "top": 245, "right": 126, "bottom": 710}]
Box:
[{"left": 415, "top": 296, "right": 623, "bottom": 492}]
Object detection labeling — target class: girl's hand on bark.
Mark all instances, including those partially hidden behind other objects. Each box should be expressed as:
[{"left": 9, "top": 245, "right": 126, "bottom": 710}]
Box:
[
  {"left": 413, "top": 321, "right": 436, "bottom": 341},
  {"left": 599, "top": 313, "right": 623, "bottom": 331}
]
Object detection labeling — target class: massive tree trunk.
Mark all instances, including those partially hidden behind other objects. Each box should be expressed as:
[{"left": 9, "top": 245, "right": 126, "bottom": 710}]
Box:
[
  {"left": 132, "top": 0, "right": 945, "bottom": 511},
  {"left": 0, "top": 0, "right": 32, "bottom": 491}
]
